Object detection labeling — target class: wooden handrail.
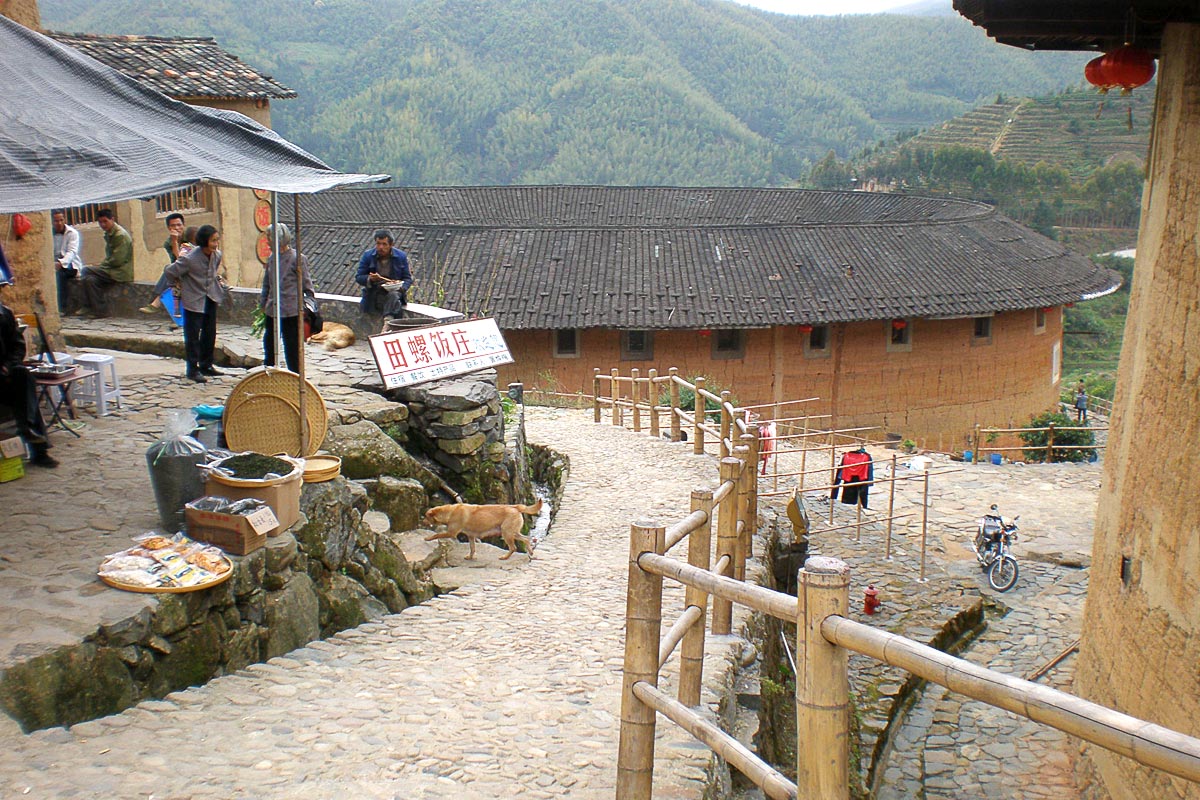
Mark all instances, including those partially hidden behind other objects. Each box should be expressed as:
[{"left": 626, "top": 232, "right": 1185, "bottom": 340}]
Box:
[
  {"left": 632, "top": 681, "right": 797, "bottom": 800},
  {"left": 822, "top": 615, "right": 1200, "bottom": 784},
  {"left": 659, "top": 605, "right": 704, "bottom": 668}
]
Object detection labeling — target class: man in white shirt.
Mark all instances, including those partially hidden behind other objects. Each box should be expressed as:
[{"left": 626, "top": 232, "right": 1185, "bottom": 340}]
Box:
[{"left": 52, "top": 209, "right": 84, "bottom": 314}]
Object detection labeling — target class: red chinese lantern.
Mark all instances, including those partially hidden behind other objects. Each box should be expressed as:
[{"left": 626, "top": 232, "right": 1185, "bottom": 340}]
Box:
[
  {"left": 798, "top": 324, "right": 814, "bottom": 334},
  {"left": 1041, "top": 306, "right": 1055, "bottom": 313},
  {"left": 1084, "top": 55, "right": 1116, "bottom": 94},
  {"left": 698, "top": 329, "right": 711, "bottom": 337},
  {"left": 1102, "top": 46, "right": 1156, "bottom": 94},
  {"left": 1087, "top": 47, "right": 1156, "bottom": 95},
  {"left": 891, "top": 319, "right": 907, "bottom": 331}
]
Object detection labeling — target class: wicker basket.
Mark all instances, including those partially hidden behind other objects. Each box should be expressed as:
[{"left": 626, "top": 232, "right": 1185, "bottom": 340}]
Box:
[{"left": 222, "top": 368, "right": 328, "bottom": 457}]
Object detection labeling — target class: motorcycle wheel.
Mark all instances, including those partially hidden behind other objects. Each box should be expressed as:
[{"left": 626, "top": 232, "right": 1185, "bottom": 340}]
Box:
[{"left": 988, "top": 556, "right": 1019, "bottom": 592}]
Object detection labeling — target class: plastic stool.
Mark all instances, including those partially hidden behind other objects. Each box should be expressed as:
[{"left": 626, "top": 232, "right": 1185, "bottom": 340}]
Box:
[{"left": 72, "top": 353, "right": 122, "bottom": 416}]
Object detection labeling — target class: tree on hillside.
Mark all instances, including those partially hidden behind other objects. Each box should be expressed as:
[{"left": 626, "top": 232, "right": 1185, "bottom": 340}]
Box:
[{"left": 808, "top": 151, "right": 853, "bottom": 190}]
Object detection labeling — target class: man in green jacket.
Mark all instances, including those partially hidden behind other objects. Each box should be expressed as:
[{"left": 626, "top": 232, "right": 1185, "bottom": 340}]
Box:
[{"left": 78, "top": 208, "right": 133, "bottom": 318}]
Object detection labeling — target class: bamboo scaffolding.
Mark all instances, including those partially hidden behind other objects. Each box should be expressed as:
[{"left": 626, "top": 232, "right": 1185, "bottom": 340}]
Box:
[{"left": 632, "top": 681, "right": 798, "bottom": 800}]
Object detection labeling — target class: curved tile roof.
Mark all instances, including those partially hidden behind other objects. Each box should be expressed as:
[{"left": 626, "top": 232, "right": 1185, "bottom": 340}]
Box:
[
  {"left": 295, "top": 186, "right": 1121, "bottom": 330},
  {"left": 47, "top": 32, "right": 295, "bottom": 100}
]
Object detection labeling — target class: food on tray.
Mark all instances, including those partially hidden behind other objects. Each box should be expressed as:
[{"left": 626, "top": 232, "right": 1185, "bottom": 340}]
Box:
[
  {"left": 137, "top": 535, "right": 174, "bottom": 550},
  {"left": 187, "top": 551, "right": 231, "bottom": 575},
  {"left": 99, "top": 554, "right": 159, "bottom": 573},
  {"left": 100, "top": 533, "right": 233, "bottom": 592},
  {"left": 100, "top": 569, "right": 167, "bottom": 588}
]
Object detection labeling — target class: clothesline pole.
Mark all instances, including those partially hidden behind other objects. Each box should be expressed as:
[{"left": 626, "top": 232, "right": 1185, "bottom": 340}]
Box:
[
  {"left": 798, "top": 415, "right": 809, "bottom": 493},
  {"left": 885, "top": 454, "right": 897, "bottom": 561},
  {"left": 828, "top": 432, "right": 836, "bottom": 525},
  {"left": 855, "top": 498, "right": 863, "bottom": 542},
  {"left": 919, "top": 468, "right": 930, "bottom": 583}
]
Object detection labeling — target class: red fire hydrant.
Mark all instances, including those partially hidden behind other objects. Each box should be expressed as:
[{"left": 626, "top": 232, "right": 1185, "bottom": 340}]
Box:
[{"left": 863, "top": 584, "right": 881, "bottom": 615}]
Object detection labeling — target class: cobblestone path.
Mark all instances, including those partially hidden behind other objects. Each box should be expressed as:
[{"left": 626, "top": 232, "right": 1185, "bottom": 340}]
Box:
[{"left": 0, "top": 408, "right": 726, "bottom": 799}]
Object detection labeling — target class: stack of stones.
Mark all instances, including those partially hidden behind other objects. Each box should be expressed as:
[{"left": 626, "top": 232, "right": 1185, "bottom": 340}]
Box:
[{"left": 393, "top": 370, "right": 517, "bottom": 503}]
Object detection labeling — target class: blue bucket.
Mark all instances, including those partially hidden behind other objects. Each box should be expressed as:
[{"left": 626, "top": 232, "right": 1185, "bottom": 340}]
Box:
[
  {"left": 990, "top": 453, "right": 1003, "bottom": 466},
  {"left": 963, "top": 450, "right": 973, "bottom": 461}
]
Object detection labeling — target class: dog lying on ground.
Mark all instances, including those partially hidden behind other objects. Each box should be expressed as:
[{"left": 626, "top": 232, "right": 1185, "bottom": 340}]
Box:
[
  {"left": 423, "top": 500, "right": 543, "bottom": 560},
  {"left": 307, "top": 322, "right": 356, "bottom": 351}
]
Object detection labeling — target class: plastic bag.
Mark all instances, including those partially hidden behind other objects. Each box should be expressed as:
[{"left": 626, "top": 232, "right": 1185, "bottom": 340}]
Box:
[{"left": 145, "top": 410, "right": 208, "bottom": 532}]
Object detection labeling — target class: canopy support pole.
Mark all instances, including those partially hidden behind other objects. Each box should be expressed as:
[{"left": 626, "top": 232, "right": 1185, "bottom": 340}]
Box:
[{"left": 294, "top": 193, "right": 309, "bottom": 456}]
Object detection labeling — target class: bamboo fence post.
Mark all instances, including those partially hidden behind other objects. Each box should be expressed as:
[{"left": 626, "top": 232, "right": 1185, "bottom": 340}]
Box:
[
  {"left": 631, "top": 368, "right": 642, "bottom": 433},
  {"left": 828, "top": 433, "right": 836, "bottom": 525},
  {"left": 711, "top": 457, "right": 741, "bottom": 635},
  {"left": 799, "top": 416, "right": 809, "bottom": 493},
  {"left": 669, "top": 367, "right": 681, "bottom": 442},
  {"left": 742, "top": 431, "right": 759, "bottom": 561},
  {"left": 796, "top": 556, "right": 851, "bottom": 800},
  {"left": 720, "top": 390, "right": 732, "bottom": 459},
  {"left": 919, "top": 467, "right": 930, "bottom": 583},
  {"left": 972, "top": 424, "right": 980, "bottom": 463},
  {"left": 1047, "top": 423, "right": 1056, "bottom": 463},
  {"left": 885, "top": 454, "right": 897, "bottom": 560},
  {"left": 611, "top": 368, "right": 620, "bottom": 426},
  {"left": 617, "top": 520, "right": 666, "bottom": 800},
  {"left": 679, "top": 488, "right": 714, "bottom": 707},
  {"left": 648, "top": 369, "right": 659, "bottom": 439},
  {"left": 734, "top": 436, "right": 753, "bottom": 581},
  {"left": 855, "top": 497, "right": 863, "bottom": 542},
  {"left": 593, "top": 368, "right": 602, "bottom": 423},
  {"left": 694, "top": 377, "right": 706, "bottom": 455}
]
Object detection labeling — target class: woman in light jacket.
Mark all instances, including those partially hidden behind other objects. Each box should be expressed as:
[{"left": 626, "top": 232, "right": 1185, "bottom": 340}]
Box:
[
  {"left": 164, "top": 224, "right": 227, "bottom": 383},
  {"left": 259, "top": 223, "right": 315, "bottom": 373}
]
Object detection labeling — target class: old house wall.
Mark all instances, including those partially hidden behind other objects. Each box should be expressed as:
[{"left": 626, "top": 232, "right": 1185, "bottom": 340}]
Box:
[
  {"left": 1074, "top": 23, "right": 1200, "bottom": 800},
  {"left": 498, "top": 308, "right": 1061, "bottom": 446}
]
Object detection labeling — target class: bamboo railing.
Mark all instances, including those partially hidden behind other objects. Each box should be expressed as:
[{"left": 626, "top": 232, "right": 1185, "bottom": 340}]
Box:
[
  {"left": 972, "top": 422, "right": 1108, "bottom": 463},
  {"left": 618, "top": 538, "right": 1200, "bottom": 798},
  {"left": 596, "top": 369, "right": 1200, "bottom": 797}
]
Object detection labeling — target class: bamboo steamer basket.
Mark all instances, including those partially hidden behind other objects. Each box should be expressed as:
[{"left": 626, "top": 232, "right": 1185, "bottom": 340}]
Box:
[{"left": 223, "top": 368, "right": 327, "bottom": 457}]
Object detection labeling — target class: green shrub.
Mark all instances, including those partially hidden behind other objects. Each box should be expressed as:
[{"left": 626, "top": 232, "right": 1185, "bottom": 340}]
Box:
[
  {"left": 660, "top": 377, "right": 733, "bottom": 423},
  {"left": 1019, "top": 410, "right": 1095, "bottom": 462}
]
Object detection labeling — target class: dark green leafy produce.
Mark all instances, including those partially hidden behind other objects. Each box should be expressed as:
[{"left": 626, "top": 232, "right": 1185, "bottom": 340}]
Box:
[{"left": 218, "top": 453, "right": 294, "bottom": 479}]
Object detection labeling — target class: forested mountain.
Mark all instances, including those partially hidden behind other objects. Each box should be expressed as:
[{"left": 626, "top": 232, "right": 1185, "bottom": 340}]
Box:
[{"left": 41, "top": 0, "right": 1088, "bottom": 186}]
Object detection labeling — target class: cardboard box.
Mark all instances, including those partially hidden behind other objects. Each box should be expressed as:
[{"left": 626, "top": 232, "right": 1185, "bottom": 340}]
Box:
[
  {"left": 204, "top": 471, "right": 302, "bottom": 535},
  {"left": 0, "top": 437, "right": 25, "bottom": 460},
  {"left": 185, "top": 501, "right": 279, "bottom": 555},
  {"left": 0, "top": 455, "right": 24, "bottom": 483}
]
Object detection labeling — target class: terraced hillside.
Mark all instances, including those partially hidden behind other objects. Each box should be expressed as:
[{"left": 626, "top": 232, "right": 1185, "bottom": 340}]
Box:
[{"left": 878, "top": 87, "right": 1153, "bottom": 178}]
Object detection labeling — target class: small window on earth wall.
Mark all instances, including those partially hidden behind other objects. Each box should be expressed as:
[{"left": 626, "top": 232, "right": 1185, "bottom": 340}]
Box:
[
  {"left": 621, "top": 330, "right": 653, "bottom": 361},
  {"left": 712, "top": 329, "right": 744, "bottom": 360},
  {"left": 154, "top": 184, "right": 213, "bottom": 216},
  {"left": 1035, "top": 307, "right": 1047, "bottom": 334},
  {"left": 887, "top": 319, "right": 912, "bottom": 352},
  {"left": 973, "top": 316, "right": 992, "bottom": 345},
  {"left": 804, "top": 325, "right": 830, "bottom": 358},
  {"left": 554, "top": 329, "right": 579, "bottom": 358}
]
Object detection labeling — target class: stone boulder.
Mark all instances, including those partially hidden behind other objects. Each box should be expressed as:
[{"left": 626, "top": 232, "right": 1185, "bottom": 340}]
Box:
[
  {"left": 321, "top": 420, "right": 441, "bottom": 492},
  {"left": 264, "top": 573, "right": 320, "bottom": 659},
  {"left": 294, "top": 477, "right": 368, "bottom": 572},
  {"left": 366, "top": 475, "right": 429, "bottom": 532}
]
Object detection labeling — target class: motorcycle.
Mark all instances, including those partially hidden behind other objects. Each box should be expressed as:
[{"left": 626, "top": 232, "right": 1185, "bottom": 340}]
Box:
[{"left": 973, "top": 504, "right": 1020, "bottom": 592}]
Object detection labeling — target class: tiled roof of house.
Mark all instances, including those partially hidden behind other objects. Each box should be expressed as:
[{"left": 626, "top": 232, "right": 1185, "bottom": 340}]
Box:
[
  {"left": 47, "top": 32, "right": 295, "bottom": 100},
  {"left": 294, "top": 186, "right": 1121, "bottom": 330}
]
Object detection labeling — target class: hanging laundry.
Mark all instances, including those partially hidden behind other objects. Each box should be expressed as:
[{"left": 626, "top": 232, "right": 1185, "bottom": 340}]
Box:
[{"left": 830, "top": 448, "right": 874, "bottom": 508}]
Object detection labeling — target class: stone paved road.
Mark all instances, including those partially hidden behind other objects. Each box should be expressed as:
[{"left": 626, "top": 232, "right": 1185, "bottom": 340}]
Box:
[{"left": 0, "top": 407, "right": 729, "bottom": 799}]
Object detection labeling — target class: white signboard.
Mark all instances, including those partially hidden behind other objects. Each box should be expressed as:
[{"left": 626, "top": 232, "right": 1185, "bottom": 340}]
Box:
[{"left": 368, "top": 317, "right": 513, "bottom": 389}]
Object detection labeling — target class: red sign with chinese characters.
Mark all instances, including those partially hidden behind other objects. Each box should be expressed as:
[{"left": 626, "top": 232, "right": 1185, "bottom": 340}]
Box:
[{"left": 367, "top": 318, "right": 513, "bottom": 389}]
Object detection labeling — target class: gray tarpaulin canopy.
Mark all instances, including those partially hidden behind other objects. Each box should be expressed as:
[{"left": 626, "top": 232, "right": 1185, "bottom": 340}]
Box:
[{"left": 0, "top": 15, "right": 387, "bottom": 213}]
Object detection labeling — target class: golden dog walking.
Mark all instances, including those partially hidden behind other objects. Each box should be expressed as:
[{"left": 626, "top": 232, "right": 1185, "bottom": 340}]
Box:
[{"left": 423, "top": 500, "right": 542, "bottom": 560}]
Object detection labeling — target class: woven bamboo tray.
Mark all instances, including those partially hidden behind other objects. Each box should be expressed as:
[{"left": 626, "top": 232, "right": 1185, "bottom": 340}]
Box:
[
  {"left": 99, "top": 567, "right": 233, "bottom": 594},
  {"left": 302, "top": 454, "right": 342, "bottom": 483},
  {"left": 223, "top": 368, "right": 327, "bottom": 457}
]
